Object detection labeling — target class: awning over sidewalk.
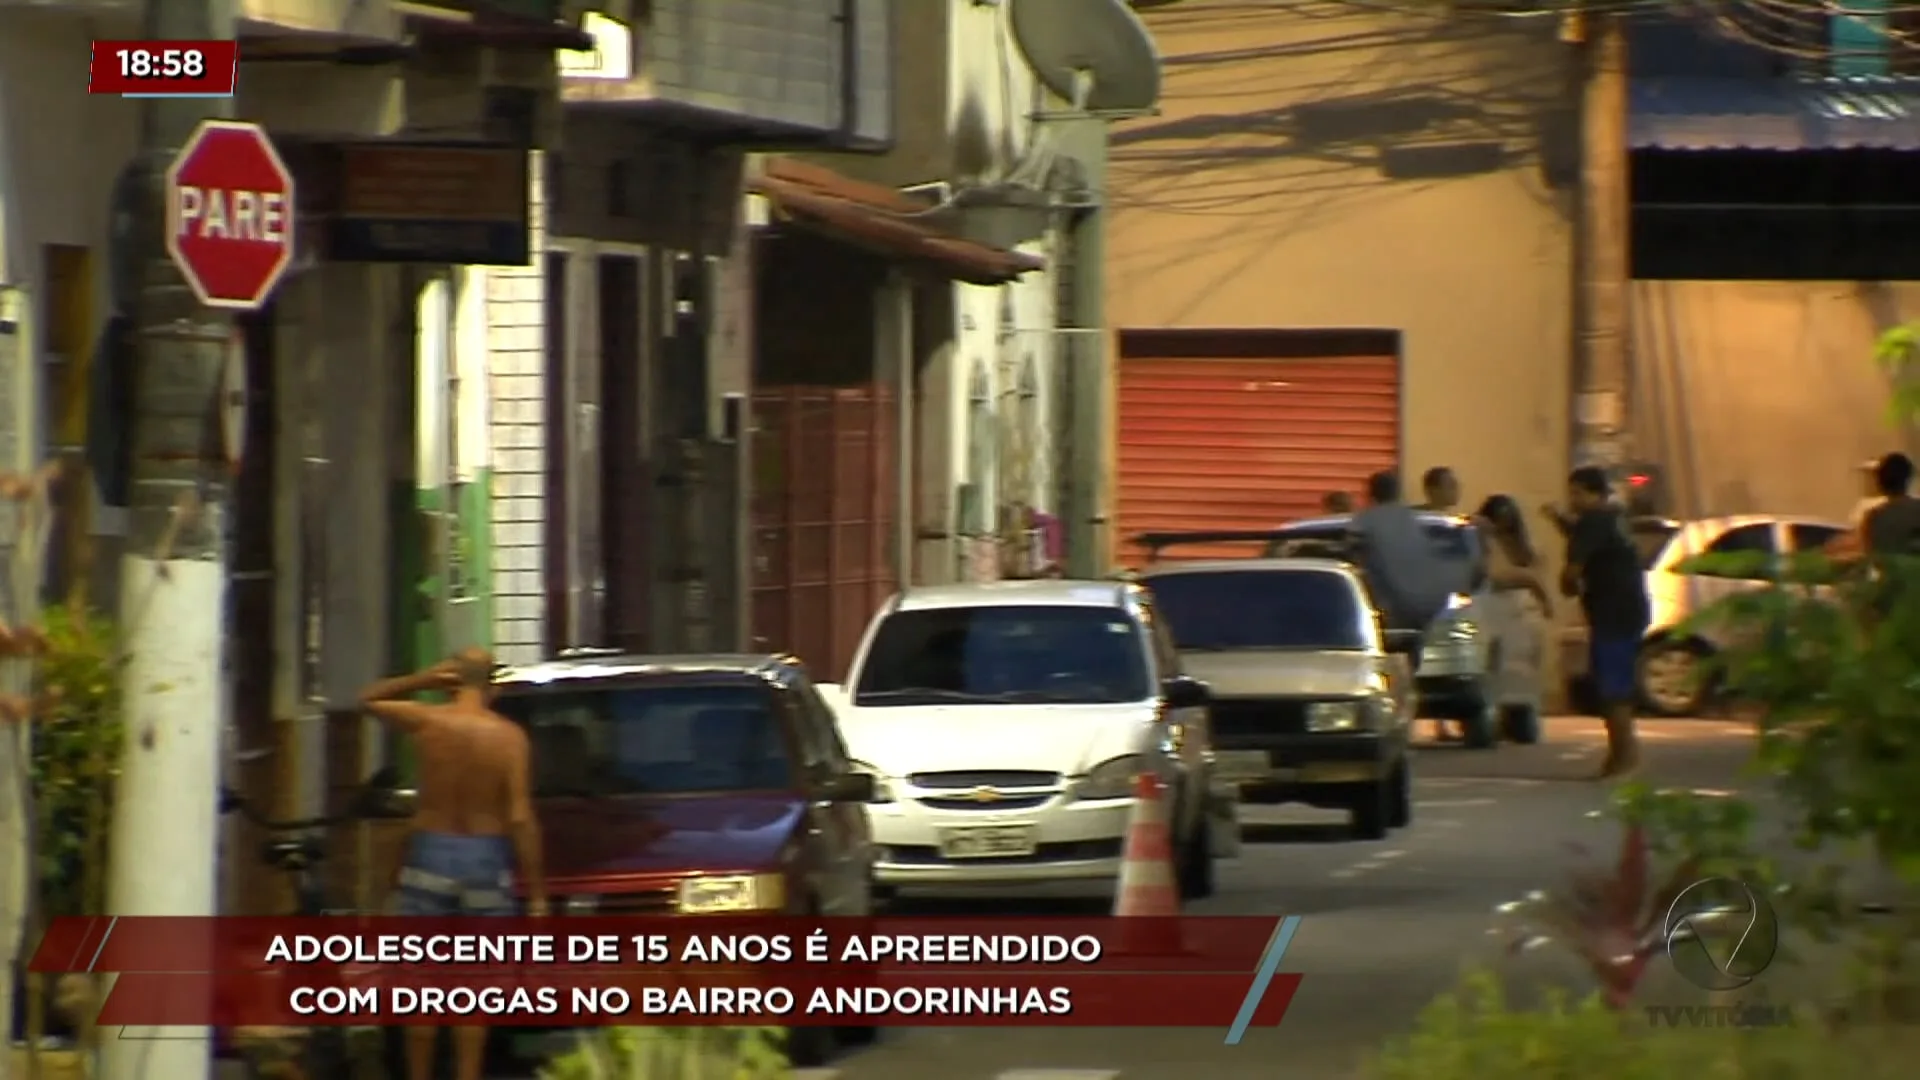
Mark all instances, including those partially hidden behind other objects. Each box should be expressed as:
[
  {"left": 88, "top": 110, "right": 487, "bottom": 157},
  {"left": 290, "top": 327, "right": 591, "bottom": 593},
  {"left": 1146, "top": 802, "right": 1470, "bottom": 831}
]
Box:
[
  {"left": 1630, "top": 76, "right": 1920, "bottom": 152},
  {"left": 750, "top": 158, "right": 1044, "bottom": 286}
]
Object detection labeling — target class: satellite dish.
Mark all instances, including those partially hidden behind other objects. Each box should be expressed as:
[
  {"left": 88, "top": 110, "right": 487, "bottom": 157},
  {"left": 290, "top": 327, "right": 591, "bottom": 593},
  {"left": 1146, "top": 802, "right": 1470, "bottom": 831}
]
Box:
[{"left": 1008, "top": 0, "right": 1163, "bottom": 114}]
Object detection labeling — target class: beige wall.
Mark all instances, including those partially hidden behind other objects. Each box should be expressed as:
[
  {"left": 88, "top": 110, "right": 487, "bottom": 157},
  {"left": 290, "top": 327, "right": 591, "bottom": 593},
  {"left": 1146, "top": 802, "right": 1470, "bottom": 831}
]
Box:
[
  {"left": 811, "top": 0, "right": 952, "bottom": 188},
  {"left": 0, "top": 11, "right": 141, "bottom": 353},
  {"left": 1630, "top": 279, "right": 1920, "bottom": 521},
  {"left": 796, "top": 0, "right": 1041, "bottom": 190},
  {"left": 1110, "top": 1, "right": 1576, "bottom": 530}
]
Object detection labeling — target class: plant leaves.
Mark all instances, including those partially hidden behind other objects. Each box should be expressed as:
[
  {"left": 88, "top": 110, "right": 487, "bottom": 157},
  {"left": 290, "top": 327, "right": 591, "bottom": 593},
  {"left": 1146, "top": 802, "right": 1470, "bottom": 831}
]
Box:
[{"left": 1610, "top": 823, "right": 1649, "bottom": 929}]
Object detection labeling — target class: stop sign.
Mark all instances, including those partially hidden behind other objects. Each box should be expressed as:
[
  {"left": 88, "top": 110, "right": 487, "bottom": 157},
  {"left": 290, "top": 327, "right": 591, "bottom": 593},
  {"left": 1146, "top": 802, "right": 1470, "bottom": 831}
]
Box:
[{"left": 165, "top": 120, "right": 296, "bottom": 311}]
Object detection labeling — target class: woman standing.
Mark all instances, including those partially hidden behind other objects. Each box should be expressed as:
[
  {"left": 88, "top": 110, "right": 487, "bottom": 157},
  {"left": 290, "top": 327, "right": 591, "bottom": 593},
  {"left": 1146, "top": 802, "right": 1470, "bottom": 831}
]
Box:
[{"left": 1475, "top": 494, "right": 1553, "bottom": 743}]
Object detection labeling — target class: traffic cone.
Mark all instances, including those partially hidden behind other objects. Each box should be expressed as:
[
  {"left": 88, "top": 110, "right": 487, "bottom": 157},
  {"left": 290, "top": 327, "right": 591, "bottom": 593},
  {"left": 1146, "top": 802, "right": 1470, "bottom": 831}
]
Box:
[
  {"left": 1112, "top": 772, "right": 1185, "bottom": 955},
  {"left": 1114, "top": 771, "right": 1178, "bottom": 916}
]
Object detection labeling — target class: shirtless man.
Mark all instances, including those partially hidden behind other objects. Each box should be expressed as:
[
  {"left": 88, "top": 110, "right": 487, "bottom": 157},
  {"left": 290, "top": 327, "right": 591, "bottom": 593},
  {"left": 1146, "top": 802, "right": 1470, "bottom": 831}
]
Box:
[{"left": 358, "top": 648, "right": 546, "bottom": 1080}]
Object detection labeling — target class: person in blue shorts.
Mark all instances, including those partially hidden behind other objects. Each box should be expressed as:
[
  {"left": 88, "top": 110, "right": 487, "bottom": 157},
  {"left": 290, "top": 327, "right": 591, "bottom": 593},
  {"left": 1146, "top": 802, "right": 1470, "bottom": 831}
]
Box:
[
  {"left": 359, "top": 648, "right": 545, "bottom": 1080},
  {"left": 1544, "top": 467, "right": 1652, "bottom": 779}
]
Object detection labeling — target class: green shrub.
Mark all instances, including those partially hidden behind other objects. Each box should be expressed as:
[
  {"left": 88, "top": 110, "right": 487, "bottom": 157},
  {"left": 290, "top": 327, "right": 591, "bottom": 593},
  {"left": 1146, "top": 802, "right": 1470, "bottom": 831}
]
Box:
[
  {"left": 30, "top": 604, "right": 123, "bottom": 918},
  {"left": 1876, "top": 322, "right": 1920, "bottom": 424},
  {"left": 538, "top": 1027, "right": 788, "bottom": 1080},
  {"left": 1490, "top": 821, "right": 1703, "bottom": 1009},
  {"left": 1416, "top": 329, "right": 1920, "bottom": 1076},
  {"left": 1370, "top": 969, "right": 1920, "bottom": 1080}
]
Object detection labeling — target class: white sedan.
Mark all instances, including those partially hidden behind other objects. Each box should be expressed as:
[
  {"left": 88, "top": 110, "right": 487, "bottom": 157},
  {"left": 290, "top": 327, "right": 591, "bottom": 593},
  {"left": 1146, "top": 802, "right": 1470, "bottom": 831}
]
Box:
[{"left": 820, "top": 580, "right": 1230, "bottom": 896}]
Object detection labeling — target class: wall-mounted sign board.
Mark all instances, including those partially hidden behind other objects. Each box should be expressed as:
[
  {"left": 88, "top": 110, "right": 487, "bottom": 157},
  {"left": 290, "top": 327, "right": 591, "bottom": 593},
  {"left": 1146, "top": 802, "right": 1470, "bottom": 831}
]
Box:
[{"left": 307, "top": 141, "right": 532, "bottom": 265}]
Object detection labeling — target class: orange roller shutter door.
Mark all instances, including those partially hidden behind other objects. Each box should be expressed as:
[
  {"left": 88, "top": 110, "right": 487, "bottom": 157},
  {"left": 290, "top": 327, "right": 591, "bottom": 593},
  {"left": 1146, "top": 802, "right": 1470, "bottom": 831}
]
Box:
[{"left": 1117, "top": 343, "right": 1401, "bottom": 564}]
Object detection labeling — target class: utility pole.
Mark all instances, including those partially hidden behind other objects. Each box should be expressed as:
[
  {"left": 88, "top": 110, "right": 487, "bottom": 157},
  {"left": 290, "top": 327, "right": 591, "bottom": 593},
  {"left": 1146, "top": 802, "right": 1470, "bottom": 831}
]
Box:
[
  {"left": 1572, "top": 10, "right": 1632, "bottom": 470},
  {"left": 1047, "top": 77, "right": 1111, "bottom": 579},
  {"left": 102, "top": 0, "right": 237, "bottom": 1075}
]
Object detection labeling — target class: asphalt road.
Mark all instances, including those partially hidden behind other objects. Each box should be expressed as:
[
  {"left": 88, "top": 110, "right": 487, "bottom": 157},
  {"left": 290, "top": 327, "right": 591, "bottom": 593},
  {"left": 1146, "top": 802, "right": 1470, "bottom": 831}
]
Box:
[{"left": 811, "top": 716, "right": 1762, "bottom": 1080}]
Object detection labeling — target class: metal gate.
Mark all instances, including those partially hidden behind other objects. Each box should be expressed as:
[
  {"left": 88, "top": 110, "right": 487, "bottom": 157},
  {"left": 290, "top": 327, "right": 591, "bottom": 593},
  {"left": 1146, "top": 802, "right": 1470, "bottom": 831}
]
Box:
[
  {"left": 750, "top": 384, "right": 898, "bottom": 681},
  {"left": 1115, "top": 329, "right": 1402, "bottom": 564}
]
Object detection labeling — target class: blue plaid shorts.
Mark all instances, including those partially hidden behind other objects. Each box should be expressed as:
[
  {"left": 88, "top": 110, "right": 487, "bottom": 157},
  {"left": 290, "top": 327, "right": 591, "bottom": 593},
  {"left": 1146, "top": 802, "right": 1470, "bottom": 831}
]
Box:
[{"left": 389, "top": 832, "right": 518, "bottom": 917}]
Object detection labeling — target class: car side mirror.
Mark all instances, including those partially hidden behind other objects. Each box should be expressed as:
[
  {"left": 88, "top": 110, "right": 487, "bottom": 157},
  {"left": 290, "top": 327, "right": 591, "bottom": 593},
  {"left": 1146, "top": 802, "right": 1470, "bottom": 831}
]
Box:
[
  {"left": 1162, "top": 675, "right": 1211, "bottom": 710},
  {"left": 827, "top": 772, "right": 877, "bottom": 804},
  {"left": 353, "top": 765, "right": 419, "bottom": 821},
  {"left": 1384, "top": 629, "right": 1423, "bottom": 655}
]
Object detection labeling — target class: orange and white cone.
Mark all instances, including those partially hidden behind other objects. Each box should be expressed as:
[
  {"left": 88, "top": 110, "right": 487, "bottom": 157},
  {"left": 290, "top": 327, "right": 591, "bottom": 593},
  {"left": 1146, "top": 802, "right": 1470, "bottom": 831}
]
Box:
[{"left": 1113, "top": 772, "right": 1182, "bottom": 955}]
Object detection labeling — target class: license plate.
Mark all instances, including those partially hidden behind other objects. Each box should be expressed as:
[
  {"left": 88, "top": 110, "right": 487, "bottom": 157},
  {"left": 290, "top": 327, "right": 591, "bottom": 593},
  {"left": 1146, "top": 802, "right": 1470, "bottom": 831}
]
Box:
[
  {"left": 1215, "top": 750, "right": 1274, "bottom": 782},
  {"left": 938, "top": 825, "right": 1038, "bottom": 859}
]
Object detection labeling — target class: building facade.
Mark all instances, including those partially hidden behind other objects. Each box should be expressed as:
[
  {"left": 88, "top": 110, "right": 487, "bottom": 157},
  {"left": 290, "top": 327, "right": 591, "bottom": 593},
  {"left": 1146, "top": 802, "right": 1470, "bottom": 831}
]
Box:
[
  {"left": 746, "top": 0, "right": 1153, "bottom": 678},
  {"left": 0, "top": 0, "right": 586, "bottom": 915},
  {"left": 1627, "top": 13, "right": 1920, "bottom": 520},
  {"left": 782, "top": 0, "right": 1149, "bottom": 604},
  {"left": 745, "top": 155, "right": 1045, "bottom": 679},
  {"left": 1107, "top": 2, "right": 1576, "bottom": 565},
  {"left": 476, "top": 0, "right": 1123, "bottom": 682},
  {"left": 484, "top": 0, "right": 897, "bottom": 669}
]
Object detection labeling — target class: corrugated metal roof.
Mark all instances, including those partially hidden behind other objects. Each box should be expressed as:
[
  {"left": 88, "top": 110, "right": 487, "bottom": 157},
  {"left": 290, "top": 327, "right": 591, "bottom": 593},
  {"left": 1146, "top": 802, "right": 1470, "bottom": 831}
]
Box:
[{"left": 1630, "top": 77, "right": 1920, "bottom": 151}]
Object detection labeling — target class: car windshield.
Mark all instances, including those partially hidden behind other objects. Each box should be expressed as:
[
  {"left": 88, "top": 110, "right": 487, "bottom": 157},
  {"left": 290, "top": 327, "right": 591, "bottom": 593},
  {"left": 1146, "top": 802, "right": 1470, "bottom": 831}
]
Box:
[
  {"left": 1148, "top": 570, "right": 1372, "bottom": 651},
  {"left": 1630, "top": 520, "right": 1679, "bottom": 569},
  {"left": 495, "top": 682, "right": 792, "bottom": 796},
  {"left": 853, "top": 605, "right": 1151, "bottom": 706}
]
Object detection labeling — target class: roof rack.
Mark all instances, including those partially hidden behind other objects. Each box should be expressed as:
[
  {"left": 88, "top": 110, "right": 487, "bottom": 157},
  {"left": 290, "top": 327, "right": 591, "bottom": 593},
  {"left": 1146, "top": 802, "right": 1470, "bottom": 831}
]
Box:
[{"left": 1130, "top": 528, "right": 1293, "bottom": 561}]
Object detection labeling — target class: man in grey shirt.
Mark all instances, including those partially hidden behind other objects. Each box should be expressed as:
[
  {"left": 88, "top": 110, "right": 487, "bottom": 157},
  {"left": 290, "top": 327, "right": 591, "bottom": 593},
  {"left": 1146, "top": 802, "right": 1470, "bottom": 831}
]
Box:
[
  {"left": 1865, "top": 452, "right": 1920, "bottom": 557},
  {"left": 1349, "top": 470, "right": 1478, "bottom": 631}
]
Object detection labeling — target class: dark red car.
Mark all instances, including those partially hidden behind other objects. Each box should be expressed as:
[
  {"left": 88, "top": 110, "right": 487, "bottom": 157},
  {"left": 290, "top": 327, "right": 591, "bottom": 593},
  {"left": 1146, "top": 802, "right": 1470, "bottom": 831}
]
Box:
[{"left": 491, "top": 651, "right": 878, "bottom": 1066}]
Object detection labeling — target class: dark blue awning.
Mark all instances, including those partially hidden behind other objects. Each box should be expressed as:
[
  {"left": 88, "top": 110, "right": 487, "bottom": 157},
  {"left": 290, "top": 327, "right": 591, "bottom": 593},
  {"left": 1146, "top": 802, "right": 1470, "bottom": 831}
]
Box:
[{"left": 1630, "top": 76, "right": 1920, "bottom": 151}]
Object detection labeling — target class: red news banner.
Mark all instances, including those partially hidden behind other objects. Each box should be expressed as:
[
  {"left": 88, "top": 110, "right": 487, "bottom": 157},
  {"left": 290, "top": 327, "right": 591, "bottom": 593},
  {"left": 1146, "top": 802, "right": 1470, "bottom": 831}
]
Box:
[{"left": 31, "top": 917, "right": 1305, "bottom": 1030}]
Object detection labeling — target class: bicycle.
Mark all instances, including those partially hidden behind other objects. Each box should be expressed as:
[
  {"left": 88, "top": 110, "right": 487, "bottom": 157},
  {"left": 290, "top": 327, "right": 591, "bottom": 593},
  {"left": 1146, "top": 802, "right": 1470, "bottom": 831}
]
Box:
[{"left": 218, "top": 759, "right": 413, "bottom": 1080}]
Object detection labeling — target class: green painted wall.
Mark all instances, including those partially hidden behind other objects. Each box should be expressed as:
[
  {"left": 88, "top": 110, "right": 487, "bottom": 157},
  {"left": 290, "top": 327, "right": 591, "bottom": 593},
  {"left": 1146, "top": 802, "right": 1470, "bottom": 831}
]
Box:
[
  {"left": 387, "top": 482, "right": 429, "bottom": 780},
  {"left": 412, "top": 482, "right": 449, "bottom": 669},
  {"left": 458, "top": 470, "right": 495, "bottom": 649}
]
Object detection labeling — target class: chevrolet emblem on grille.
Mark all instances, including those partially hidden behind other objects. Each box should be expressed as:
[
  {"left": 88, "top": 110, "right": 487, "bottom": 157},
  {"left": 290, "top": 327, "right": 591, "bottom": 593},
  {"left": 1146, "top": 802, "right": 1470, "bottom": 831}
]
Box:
[{"left": 968, "top": 786, "right": 1002, "bottom": 803}]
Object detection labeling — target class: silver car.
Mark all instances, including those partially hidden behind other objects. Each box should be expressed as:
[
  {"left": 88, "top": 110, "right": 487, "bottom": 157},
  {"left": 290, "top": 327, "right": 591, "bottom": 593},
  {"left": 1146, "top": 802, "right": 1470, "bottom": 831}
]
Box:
[
  {"left": 1137, "top": 558, "right": 1417, "bottom": 841},
  {"left": 1131, "top": 515, "right": 1545, "bottom": 750}
]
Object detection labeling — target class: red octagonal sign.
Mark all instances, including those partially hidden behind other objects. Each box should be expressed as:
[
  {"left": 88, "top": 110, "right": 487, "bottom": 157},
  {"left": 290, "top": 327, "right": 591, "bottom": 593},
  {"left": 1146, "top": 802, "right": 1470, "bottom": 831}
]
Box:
[{"left": 165, "top": 120, "right": 296, "bottom": 311}]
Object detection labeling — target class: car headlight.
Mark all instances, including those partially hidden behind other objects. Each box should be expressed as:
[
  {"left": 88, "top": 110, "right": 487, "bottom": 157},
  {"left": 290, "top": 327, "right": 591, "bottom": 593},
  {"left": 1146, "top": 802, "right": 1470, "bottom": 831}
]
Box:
[
  {"left": 1305, "top": 701, "right": 1365, "bottom": 733},
  {"left": 675, "top": 873, "right": 786, "bottom": 914},
  {"left": 1070, "top": 754, "right": 1142, "bottom": 801},
  {"left": 563, "top": 895, "right": 599, "bottom": 915},
  {"left": 849, "top": 760, "right": 895, "bottom": 803}
]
